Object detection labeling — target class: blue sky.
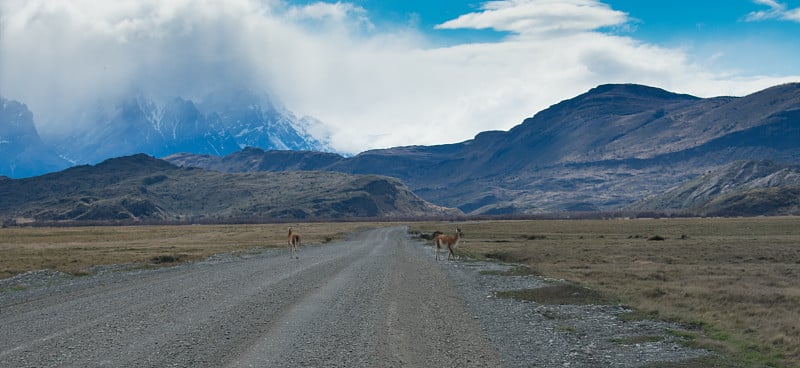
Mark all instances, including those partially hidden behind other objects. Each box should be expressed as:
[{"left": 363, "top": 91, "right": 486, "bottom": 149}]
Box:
[
  {"left": 286, "top": 0, "right": 800, "bottom": 74},
  {"left": 606, "top": 0, "right": 800, "bottom": 75},
  {"left": 1, "top": 0, "right": 799, "bottom": 153}
]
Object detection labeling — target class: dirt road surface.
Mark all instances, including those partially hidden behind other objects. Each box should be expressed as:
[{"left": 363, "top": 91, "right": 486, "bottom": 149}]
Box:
[{"left": 1, "top": 227, "right": 501, "bottom": 367}]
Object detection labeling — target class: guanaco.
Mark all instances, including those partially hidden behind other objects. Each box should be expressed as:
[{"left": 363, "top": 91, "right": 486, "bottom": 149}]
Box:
[
  {"left": 288, "top": 226, "right": 301, "bottom": 256},
  {"left": 433, "top": 228, "right": 463, "bottom": 261}
]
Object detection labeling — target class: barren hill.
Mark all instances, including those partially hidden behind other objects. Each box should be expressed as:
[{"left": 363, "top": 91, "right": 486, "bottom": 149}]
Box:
[{"left": 0, "top": 154, "right": 460, "bottom": 222}]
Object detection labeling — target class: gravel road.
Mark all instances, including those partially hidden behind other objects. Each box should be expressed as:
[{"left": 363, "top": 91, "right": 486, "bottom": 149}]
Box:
[{"left": 0, "top": 226, "right": 708, "bottom": 367}]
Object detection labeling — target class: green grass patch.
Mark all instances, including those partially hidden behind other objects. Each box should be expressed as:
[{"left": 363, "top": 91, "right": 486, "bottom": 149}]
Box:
[
  {"left": 618, "top": 309, "right": 661, "bottom": 322},
  {"left": 665, "top": 326, "right": 784, "bottom": 368},
  {"left": 149, "top": 254, "right": 186, "bottom": 264},
  {"left": 1, "top": 285, "right": 30, "bottom": 292},
  {"left": 702, "top": 326, "right": 784, "bottom": 368},
  {"left": 642, "top": 355, "right": 742, "bottom": 368},
  {"left": 480, "top": 265, "right": 540, "bottom": 276},
  {"left": 481, "top": 251, "right": 517, "bottom": 262},
  {"left": 496, "top": 283, "right": 613, "bottom": 305},
  {"left": 557, "top": 325, "right": 577, "bottom": 333}
]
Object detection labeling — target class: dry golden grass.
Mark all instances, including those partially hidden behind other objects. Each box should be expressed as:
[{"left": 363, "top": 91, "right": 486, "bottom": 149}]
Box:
[
  {"left": 0, "top": 222, "right": 382, "bottom": 279},
  {"left": 411, "top": 218, "right": 800, "bottom": 368}
]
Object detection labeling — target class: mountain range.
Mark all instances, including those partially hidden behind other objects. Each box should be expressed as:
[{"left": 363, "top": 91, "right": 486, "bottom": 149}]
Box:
[
  {"left": 0, "top": 154, "right": 459, "bottom": 223},
  {"left": 4, "top": 82, "right": 798, "bottom": 219},
  {"left": 0, "top": 89, "right": 333, "bottom": 178},
  {"left": 166, "top": 83, "right": 800, "bottom": 215}
]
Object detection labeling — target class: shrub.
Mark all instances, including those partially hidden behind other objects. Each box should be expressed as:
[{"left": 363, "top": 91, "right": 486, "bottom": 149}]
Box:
[{"left": 150, "top": 255, "right": 182, "bottom": 264}]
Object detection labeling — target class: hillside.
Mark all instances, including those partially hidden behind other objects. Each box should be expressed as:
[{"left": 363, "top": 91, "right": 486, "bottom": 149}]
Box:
[
  {"left": 0, "top": 154, "right": 460, "bottom": 222},
  {"left": 166, "top": 83, "right": 800, "bottom": 215},
  {"left": 632, "top": 160, "right": 800, "bottom": 216},
  {"left": 698, "top": 187, "right": 800, "bottom": 216}
]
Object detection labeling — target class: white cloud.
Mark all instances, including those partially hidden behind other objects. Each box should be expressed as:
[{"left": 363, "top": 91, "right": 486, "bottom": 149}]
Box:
[
  {"left": 0, "top": 0, "right": 273, "bottom": 129},
  {"left": 285, "top": 1, "right": 372, "bottom": 27},
  {"left": 746, "top": 0, "right": 800, "bottom": 22},
  {"left": 1, "top": 0, "right": 798, "bottom": 154},
  {"left": 435, "top": 0, "right": 628, "bottom": 35}
]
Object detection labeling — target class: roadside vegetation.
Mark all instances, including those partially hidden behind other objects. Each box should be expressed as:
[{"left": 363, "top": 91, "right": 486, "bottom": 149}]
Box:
[
  {"left": 0, "top": 222, "right": 380, "bottom": 279},
  {"left": 411, "top": 217, "right": 800, "bottom": 368}
]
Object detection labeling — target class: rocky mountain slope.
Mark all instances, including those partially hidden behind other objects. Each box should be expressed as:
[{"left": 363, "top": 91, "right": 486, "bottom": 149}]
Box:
[
  {"left": 632, "top": 160, "right": 800, "bottom": 216},
  {"left": 697, "top": 187, "right": 800, "bottom": 217},
  {"left": 167, "top": 83, "right": 800, "bottom": 215},
  {"left": 51, "top": 89, "right": 333, "bottom": 165},
  {"left": 0, "top": 154, "right": 460, "bottom": 222},
  {"left": 0, "top": 90, "right": 333, "bottom": 178},
  {"left": 0, "top": 98, "right": 70, "bottom": 178}
]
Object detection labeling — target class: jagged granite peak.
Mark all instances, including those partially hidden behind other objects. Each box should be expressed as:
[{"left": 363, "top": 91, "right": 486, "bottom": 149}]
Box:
[
  {"left": 0, "top": 97, "right": 70, "bottom": 178},
  {"left": 1, "top": 98, "right": 38, "bottom": 139},
  {"left": 51, "top": 94, "right": 235, "bottom": 164},
  {"left": 44, "top": 89, "right": 334, "bottom": 167},
  {"left": 0, "top": 89, "right": 333, "bottom": 177},
  {"left": 198, "top": 88, "right": 332, "bottom": 152}
]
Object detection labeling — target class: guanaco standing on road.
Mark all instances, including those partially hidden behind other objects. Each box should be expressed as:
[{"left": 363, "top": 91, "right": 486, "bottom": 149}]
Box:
[
  {"left": 433, "top": 228, "right": 463, "bottom": 261},
  {"left": 288, "top": 226, "right": 301, "bottom": 258}
]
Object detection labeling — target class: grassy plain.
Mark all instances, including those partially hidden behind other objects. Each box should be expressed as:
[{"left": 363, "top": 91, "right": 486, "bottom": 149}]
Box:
[
  {"left": 411, "top": 217, "right": 800, "bottom": 368},
  {"left": 3, "top": 218, "right": 799, "bottom": 366},
  {"left": 0, "top": 222, "right": 379, "bottom": 279}
]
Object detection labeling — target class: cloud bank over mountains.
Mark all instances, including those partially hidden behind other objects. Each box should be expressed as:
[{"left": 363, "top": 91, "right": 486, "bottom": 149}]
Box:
[{"left": 1, "top": 0, "right": 798, "bottom": 154}]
